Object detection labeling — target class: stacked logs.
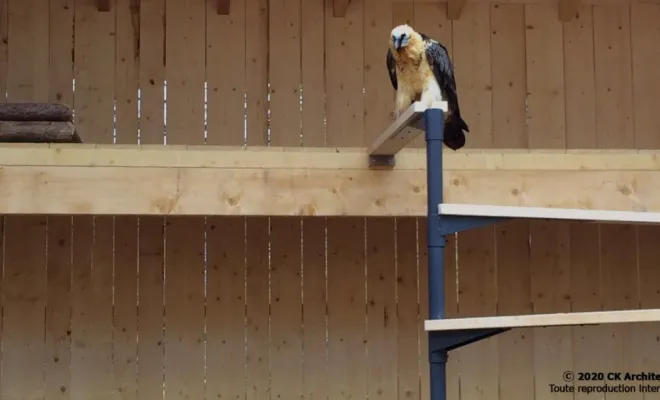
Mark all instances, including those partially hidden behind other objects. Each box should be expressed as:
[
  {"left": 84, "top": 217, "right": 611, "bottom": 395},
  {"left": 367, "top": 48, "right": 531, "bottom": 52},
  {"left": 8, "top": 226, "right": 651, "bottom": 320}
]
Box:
[{"left": 0, "top": 102, "right": 81, "bottom": 143}]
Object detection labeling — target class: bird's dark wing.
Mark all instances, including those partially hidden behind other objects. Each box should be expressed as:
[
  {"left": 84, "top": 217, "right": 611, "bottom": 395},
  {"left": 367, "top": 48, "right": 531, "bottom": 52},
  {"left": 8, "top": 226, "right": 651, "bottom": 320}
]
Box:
[
  {"left": 421, "top": 33, "right": 468, "bottom": 132},
  {"left": 386, "top": 48, "right": 397, "bottom": 90},
  {"left": 420, "top": 33, "right": 457, "bottom": 97}
]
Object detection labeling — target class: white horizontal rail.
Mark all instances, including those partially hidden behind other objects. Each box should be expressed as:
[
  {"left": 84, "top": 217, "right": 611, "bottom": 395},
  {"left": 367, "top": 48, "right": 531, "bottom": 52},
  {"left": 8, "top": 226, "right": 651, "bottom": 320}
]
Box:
[
  {"left": 425, "top": 309, "right": 660, "bottom": 331},
  {"left": 438, "top": 203, "right": 660, "bottom": 224}
]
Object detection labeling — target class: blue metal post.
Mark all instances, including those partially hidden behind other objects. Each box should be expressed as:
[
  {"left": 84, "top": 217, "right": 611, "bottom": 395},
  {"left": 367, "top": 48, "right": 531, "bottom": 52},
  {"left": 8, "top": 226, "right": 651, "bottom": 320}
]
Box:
[{"left": 424, "top": 107, "right": 447, "bottom": 400}]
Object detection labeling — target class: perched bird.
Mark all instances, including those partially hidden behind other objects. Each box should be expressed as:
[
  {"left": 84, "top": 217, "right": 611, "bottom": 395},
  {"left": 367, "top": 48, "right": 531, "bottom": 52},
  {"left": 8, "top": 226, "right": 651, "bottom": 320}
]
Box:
[{"left": 386, "top": 24, "right": 468, "bottom": 150}]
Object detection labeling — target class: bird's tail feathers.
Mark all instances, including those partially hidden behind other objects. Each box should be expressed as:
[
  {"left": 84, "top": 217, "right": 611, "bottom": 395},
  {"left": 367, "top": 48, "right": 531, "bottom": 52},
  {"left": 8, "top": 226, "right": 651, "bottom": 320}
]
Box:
[{"left": 443, "top": 113, "right": 468, "bottom": 151}]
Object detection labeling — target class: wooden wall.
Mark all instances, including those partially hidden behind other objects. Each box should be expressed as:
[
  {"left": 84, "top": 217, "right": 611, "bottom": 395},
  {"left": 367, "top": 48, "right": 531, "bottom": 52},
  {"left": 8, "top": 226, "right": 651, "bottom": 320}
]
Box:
[{"left": 1, "top": 0, "right": 660, "bottom": 398}]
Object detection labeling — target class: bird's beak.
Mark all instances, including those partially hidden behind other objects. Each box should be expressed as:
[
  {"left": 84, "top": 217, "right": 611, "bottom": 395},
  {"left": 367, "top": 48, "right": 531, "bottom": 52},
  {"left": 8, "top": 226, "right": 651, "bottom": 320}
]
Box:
[{"left": 393, "top": 36, "right": 408, "bottom": 50}]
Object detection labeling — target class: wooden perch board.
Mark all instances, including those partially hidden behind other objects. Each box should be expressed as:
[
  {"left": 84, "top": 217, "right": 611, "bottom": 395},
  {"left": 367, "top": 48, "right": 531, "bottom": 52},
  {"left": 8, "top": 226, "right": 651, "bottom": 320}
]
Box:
[
  {"left": 0, "top": 145, "right": 658, "bottom": 216},
  {"left": 0, "top": 103, "right": 73, "bottom": 122},
  {"left": 0, "top": 121, "right": 81, "bottom": 143},
  {"left": 368, "top": 101, "right": 447, "bottom": 157},
  {"left": 439, "top": 203, "right": 660, "bottom": 225},
  {"left": 424, "top": 309, "right": 660, "bottom": 331}
]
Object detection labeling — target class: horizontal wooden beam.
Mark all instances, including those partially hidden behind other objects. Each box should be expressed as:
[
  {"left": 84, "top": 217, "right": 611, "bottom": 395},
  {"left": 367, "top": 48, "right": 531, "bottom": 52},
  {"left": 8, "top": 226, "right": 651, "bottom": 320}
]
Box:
[
  {"left": 0, "top": 145, "right": 659, "bottom": 216},
  {"left": 425, "top": 309, "right": 660, "bottom": 331}
]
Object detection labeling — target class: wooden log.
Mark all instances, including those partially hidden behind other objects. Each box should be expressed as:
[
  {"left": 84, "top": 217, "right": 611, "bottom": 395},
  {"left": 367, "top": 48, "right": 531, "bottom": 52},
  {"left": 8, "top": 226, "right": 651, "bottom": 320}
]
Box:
[
  {"left": 0, "top": 121, "right": 82, "bottom": 143},
  {"left": 0, "top": 103, "right": 73, "bottom": 122}
]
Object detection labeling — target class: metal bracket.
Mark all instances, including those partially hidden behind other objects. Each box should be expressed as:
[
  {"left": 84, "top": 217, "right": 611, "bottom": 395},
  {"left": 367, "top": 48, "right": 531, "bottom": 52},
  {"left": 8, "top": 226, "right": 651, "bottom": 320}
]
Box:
[
  {"left": 440, "top": 216, "right": 510, "bottom": 235},
  {"left": 429, "top": 328, "right": 510, "bottom": 354},
  {"left": 368, "top": 154, "right": 395, "bottom": 168}
]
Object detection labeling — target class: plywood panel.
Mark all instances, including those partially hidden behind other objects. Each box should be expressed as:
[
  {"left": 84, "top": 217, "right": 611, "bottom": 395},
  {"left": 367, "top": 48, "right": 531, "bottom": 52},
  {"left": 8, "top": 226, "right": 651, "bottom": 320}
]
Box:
[
  {"left": 452, "top": 3, "right": 492, "bottom": 148},
  {"left": 74, "top": 0, "right": 115, "bottom": 143},
  {"left": 245, "top": 0, "right": 269, "bottom": 146},
  {"left": 327, "top": 217, "right": 367, "bottom": 400},
  {"left": 45, "top": 216, "right": 72, "bottom": 399},
  {"left": 138, "top": 0, "right": 165, "bottom": 145},
  {"left": 270, "top": 217, "right": 304, "bottom": 400},
  {"left": 137, "top": 217, "right": 166, "bottom": 399},
  {"left": 2, "top": 216, "right": 46, "bottom": 399},
  {"left": 456, "top": 226, "right": 498, "bottom": 400},
  {"left": 302, "top": 217, "right": 328, "bottom": 400},
  {"left": 207, "top": 0, "right": 246, "bottom": 145},
  {"left": 71, "top": 216, "right": 114, "bottom": 398},
  {"left": 165, "top": 0, "right": 205, "bottom": 145},
  {"left": 245, "top": 217, "right": 270, "bottom": 400},
  {"left": 269, "top": 0, "right": 302, "bottom": 146},
  {"left": 164, "top": 217, "right": 206, "bottom": 398},
  {"left": 325, "top": 0, "right": 364, "bottom": 146},
  {"left": 114, "top": 216, "right": 138, "bottom": 398},
  {"left": 206, "top": 216, "right": 247, "bottom": 400},
  {"left": 593, "top": 4, "right": 634, "bottom": 149}
]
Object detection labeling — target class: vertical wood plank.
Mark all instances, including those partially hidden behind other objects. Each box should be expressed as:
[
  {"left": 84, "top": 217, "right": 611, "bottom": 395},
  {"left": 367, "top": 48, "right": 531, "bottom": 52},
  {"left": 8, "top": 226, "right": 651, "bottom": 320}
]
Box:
[
  {"left": 245, "top": 217, "right": 270, "bottom": 400},
  {"left": 301, "top": 0, "right": 326, "bottom": 146},
  {"left": 392, "top": 2, "right": 416, "bottom": 147},
  {"left": 269, "top": 0, "right": 302, "bottom": 146},
  {"left": 49, "top": 0, "right": 74, "bottom": 106},
  {"left": 164, "top": 217, "right": 206, "bottom": 399},
  {"left": 245, "top": 0, "right": 269, "bottom": 146},
  {"left": 366, "top": 218, "right": 397, "bottom": 400},
  {"left": 529, "top": 221, "right": 572, "bottom": 400},
  {"left": 270, "top": 217, "right": 303, "bottom": 400},
  {"left": 630, "top": 3, "right": 660, "bottom": 149},
  {"left": 45, "top": 216, "right": 72, "bottom": 400},
  {"left": 563, "top": 6, "right": 597, "bottom": 149},
  {"left": 396, "top": 218, "right": 421, "bottom": 400},
  {"left": 138, "top": 0, "right": 165, "bottom": 145},
  {"left": 6, "top": 0, "right": 49, "bottom": 101},
  {"left": 2, "top": 216, "right": 46, "bottom": 399},
  {"left": 496, "top": 220, "right": 533, "bottom": 400},
  {"left": 114, "top": 216, "right": 138, "bottom": 398},
  {"left": 327, "top": 217, "right": 366, "bottom": 400},
  {"left": 137, "top": 217, "right": 165, "bottom": 399},
  {"left": 325, "top": 0, "right": 364, "bottom": 146},
  {"left": 524, "top": 5, "right": 565, "bottom": 149},
  {"left": 637, "top": 225, "right": 660, "bottom": 387},
  {"left": 363, "top": 0, "right": 392, "bottom": 144},
  {"left": 302, "top": 217, "right": 328, "bottom": 400},
  {"left": 593, "top": 4, "right": 634, "bottom": 149},
  {"left": 418, "top": 218, "right": 429, "bottom": 400},
  {"left": 74, "top": 0, "right": 115, "bottom": 143},
  {"left": 165, "top": 0, "right": 205, "bottom": 145},
  {"left": 490, "top": 4, "right": 527, "bottom": 148},
  {"left": 456, "top": 227, "right": 498, "bottom": 400},
  {"left": 115, "top": 0, "right": 139, "bottom": 144},
  {"left": 452, "top": 4, "right": 492, "bottom": 148},
  {"left": 569, "top": 223, "right": 604, "bottom": 400},
  {"left": 71, "top": 216, "right": 114, "bottom": 398},
  {"left": 600, "top": 224, "right": 640, "bottom": 400},
  {"left": 206, "top": 216, "right": 246, "bottom": 400},
  {"left": 0, "top": 0, "right": 7, "bottom": 101},
  {"left": 207, "top": 0, "right": 246, "bottom": 145}
]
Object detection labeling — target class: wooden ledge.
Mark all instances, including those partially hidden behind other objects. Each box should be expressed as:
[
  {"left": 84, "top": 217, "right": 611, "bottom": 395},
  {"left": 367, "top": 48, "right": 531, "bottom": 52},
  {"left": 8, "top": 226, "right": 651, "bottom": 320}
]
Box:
[
  {"left": 425, "top": 309, "right": 660, "bottom": 331},
  {"left": 0, "top": 144, "right": 659, "bottom": 216}
]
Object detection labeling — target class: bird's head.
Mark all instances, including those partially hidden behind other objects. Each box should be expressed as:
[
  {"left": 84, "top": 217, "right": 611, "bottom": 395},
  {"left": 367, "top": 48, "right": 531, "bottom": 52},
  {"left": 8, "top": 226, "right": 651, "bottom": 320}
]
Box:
[{"left": 390, "top": 24, "right": 416, "bottom": 50}]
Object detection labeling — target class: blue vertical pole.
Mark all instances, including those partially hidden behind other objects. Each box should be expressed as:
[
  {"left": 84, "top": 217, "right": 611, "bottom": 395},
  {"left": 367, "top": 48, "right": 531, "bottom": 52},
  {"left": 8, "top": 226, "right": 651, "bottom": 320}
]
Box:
[{"left": 424, "top": 107, "right": 447, "bottom": 400}]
